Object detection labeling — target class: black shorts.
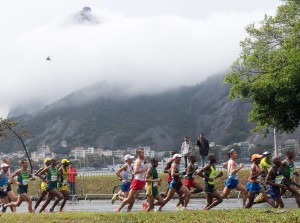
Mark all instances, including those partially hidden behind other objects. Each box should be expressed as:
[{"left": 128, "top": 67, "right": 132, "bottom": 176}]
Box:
[
  {"left": 205, "top": 183, "right": 216, "bottom": 194},
  {"left": 169, "top": 181, "right": 183, "bottom": 191},
  {"left": 7, "top": 184, "right": 12, "bottom": 192},
  {"left": 0, "top": 190, "right": 8, "bottom": 198}
]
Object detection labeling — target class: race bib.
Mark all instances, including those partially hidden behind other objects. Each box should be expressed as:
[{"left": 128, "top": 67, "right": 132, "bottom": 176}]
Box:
[
  {"left": 3, "top": 184, "right": 7, "bottom": 191},
  {"left": 22, "top": 179, "right": 29, "bottom": 185},
  {"left": 63, "top": 180, "right": 68, "bottom": 185},
  {"left": 275, "top": 176, "right": 283, "bottom": 184},
  {"left": 51, "top": 176, "right": 57, "bottom": 181}
]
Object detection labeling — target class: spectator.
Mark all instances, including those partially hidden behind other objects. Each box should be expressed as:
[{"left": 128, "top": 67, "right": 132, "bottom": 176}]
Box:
[
  {"left": 68, "top": 163, "right": 77, "bottom": 196},
  {"left": 181, "top": 136, "right": 193, "bottom": 169},
  {"left": 197, "top": 133, "right": 210, "bottom": 167}
]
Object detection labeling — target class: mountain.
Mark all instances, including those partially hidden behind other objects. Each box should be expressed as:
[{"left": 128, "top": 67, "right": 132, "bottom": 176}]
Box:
[{"left": 2, "top": 74, "right": 299, "bottom": 153}]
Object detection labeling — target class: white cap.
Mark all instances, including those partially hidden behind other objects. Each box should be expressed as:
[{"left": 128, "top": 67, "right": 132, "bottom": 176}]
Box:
[
  {"left": 1, "top": 163, "right": 9, "bottom": 168},
  {"left": 172, "top": 154, "right": 182, "bottom": 159},
  {"left": 124, "top": 154, "right": 135, "bottom": 161}
]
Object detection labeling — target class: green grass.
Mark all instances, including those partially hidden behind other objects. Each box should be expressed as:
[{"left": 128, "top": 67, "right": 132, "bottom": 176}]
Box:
[{"left": 1, "top": 209, "right": 300, "bottom": 223}]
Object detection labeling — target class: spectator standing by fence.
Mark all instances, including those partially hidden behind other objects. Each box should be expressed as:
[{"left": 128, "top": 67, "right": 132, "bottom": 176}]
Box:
[
  {"left": 68, "top": 163, "right": 77, "bottom": 196},
  {"left": 181, "top": 136, "right": 193, "bottom": 169},
  {"left": 197, "top": 133, "right": 210, "bottom": 167}
]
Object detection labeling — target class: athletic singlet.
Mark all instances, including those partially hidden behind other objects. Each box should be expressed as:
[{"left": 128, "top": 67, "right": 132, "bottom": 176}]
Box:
[
  {"left": 61, "top": 167, "right": 69, "bottom": 185},
  {"left": 46, "top": 166, "right": 58, "bottom": 189},
  {"left": 122, "top": 164, "right": 133, "bottom": 182},
  {"left": 18, "top": 169, "right": 30, "bottom": 186},
  {"left": 248, "top": 164, "right": 261, "bottom": 182},
  {"left": 172, "top": 164, "right": 181, "bottom": 182},
  {"left": 134, "top": 160, "right": 146, "bottom": 181},
  {"left": 270, "top": 166, "right": 283, "bottom": 184},
  {"left": 260, "top": 157, "right": 272, "bottom": 171},
  {"left": 185, "top": 163, "right": 196, "bottom": 179},
  {"left": 47, "top": 166, "right": 58, "bottom": 182},
  {"left": 204, "top": 165, "right": 217, "bottom": 185},
  {"left": 0, "top": 172, "right": 8, "bottom": 191},
  {"left": 147, "top": 167, "right": 159, "bottom": 187},
  {"left": 282, "top": 159, "right": 294, "bottom": 180},
  {"left": 228, "top": 159, "right": 238, "bottom": 180}
]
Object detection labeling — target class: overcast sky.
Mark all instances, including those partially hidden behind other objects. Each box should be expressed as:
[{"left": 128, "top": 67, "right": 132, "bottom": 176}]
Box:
[{"left": 0, "top": 0, "right": 283, "bottom": 118}]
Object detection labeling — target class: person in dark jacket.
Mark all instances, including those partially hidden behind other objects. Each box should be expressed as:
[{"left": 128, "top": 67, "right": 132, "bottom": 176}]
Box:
[{"left": 197, "top": 133, "right": 209, "bottom": 167}]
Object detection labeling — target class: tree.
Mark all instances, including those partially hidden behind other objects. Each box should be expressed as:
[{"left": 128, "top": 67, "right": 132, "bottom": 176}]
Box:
[
  {"left": 224, "top": 1, "right": 300, "bottom": 135},
  {"left": 0, "top": 118, "right": 34, "bottom": 173}
]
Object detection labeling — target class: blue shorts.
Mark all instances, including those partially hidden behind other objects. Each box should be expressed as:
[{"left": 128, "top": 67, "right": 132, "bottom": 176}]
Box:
[
  {"left": 169, "top": 181, "right": 183, "bottom": 191},
  {"left": 225, "top": 178, "right": 239, "bottom": 190},
  {"left": 267, "top": 185, "right": 281, "bottom": 199},
  {"left": 246, "top": 182, "right": 261, "bottom": 194},
  {"left": 121, "top": 182, "right": 131, "bottom": 192}
]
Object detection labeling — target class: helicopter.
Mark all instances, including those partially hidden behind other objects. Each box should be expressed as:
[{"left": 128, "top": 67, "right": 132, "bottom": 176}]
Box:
[{"left": 46, "top": 56, "right": 52, "bottom": 61}]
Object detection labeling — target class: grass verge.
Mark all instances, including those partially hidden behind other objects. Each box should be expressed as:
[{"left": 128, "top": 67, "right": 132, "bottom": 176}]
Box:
[{"left": 1, "top": 209, "right": 300, "bottom": 223}]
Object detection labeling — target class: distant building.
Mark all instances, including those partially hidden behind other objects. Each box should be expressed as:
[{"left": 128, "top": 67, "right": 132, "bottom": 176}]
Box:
[
  {"left": 94, "top": 148, "right": 113, "bottom": 157},
  {"left": 31, "top": 145, "right": 55, "bottom": 162},
  {"left": 70, "top": 146, "right": 94, "bottom": 158},
  {"left": 285, "top": 139, "right": 299, "bottom": 155},
  {"left": 141, "top": 146, "right": 155, "bottom": 158},
  {"left": 233, "top": 142, "right": 254, "bottom": 160},
  {"left": 112, "top": 150, "right": 125, "bottom": 158}
]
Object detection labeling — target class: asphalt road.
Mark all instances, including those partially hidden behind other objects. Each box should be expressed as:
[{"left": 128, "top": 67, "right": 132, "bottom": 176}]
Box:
[{"left": 6, "top": 197, "right": 299, "bottom": 213}]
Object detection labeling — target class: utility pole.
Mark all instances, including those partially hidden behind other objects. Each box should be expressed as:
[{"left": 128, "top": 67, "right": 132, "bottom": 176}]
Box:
[{"left": 274, "top": 128, "right": 278, "bottom": 156}]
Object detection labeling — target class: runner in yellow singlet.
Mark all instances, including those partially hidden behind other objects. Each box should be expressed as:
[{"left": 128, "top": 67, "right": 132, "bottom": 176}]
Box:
[
  {"left": 57, "top": 159, "right": 71, "bottom": 212},
  {"left": 34, "top": 158, "right": 51, "bottom": 211}
]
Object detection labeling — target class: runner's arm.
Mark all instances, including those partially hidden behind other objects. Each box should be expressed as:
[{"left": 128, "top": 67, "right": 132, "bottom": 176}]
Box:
[
  {"left": 115, "top": 164, "right": 127, "bottom": 180},
  {"left": 197, "top": 164, "right": 211, "bottom": 180}
]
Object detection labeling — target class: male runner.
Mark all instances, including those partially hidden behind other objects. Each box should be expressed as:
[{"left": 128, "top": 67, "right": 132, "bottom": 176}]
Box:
[
  {"left": 1, "top": 159, "right": 35, "bottom": 213},
  {"left": 197, "top": 153, "right": 223, "bottom": 210}
]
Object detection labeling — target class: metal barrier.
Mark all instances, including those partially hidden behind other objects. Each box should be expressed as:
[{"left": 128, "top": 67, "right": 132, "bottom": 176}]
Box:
[{"left": 23, "top": 165, "right": 254, "bottom": 200}]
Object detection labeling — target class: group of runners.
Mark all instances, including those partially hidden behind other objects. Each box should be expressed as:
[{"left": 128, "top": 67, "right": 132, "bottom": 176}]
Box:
[
  {"left": 111, "top": 149, "right": 300, "bottom": 212},
  {"left": 0, "top": 157, "right": 71, "bottom": 213},
  {"left": 0, "top": 148, "right": 299, "bottom": 213}
]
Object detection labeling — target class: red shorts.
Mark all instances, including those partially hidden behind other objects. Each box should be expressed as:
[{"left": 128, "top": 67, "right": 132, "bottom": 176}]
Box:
[
  {"left": 167, "top": 174, "right": 172, "bottom": 183},
  {"left": 184, "top": 178, "right": 197, "bottom": 189},
  {"left": 130, "top": 179, "right": 146, "bottom": 190}
]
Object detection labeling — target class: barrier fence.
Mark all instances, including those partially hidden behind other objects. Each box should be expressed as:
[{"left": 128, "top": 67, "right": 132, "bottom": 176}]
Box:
[{"left": 17, "top": 165, "right": 300, "bottom": 200}]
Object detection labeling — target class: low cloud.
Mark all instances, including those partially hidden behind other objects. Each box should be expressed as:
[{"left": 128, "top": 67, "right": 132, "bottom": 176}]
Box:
[{"left": 0, "top": 7, "right": 276, "bottom": 117}]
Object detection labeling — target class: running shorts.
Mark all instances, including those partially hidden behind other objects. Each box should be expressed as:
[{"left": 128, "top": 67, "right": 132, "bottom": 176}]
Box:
[
  {"left": 184, "top": 178, "right": 197, "bottom": 190},
  {"left": 169, "top": 181, "right": 183, "bottom": 191},
  {"left": 267, "top": 185, "right": 281, "bottom": 199},
  {"left": 121, "top": 182, "right": 131, "bottom": 192},
  {"left": 130, "top": 179, "right": 146, "bottom": 190},
  {"left": 205, "top": 183, "right": 216, "bottom": 194},
  {"left": 225, "top": 178, "right": 239, "bottom": 190},
  {"left": 17, "top": 185, "right": 28, "bottom": 194},
  {"left": 246, "top": 182, "right": 261, "bottom": 194}
]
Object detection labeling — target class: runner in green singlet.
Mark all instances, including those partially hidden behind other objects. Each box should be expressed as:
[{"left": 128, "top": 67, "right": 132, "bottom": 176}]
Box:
[
  {"left": 38, "top": 158, "right": 63, "bottom": 213},
  {"left": 145, "top": 158, "right": 163, "bottom": 212},
  {"left": 281, "top": 150, "right": 300, "bottom": 207},
  {"left": 1, "top": 159, "right": 35, "bottom": 213}
]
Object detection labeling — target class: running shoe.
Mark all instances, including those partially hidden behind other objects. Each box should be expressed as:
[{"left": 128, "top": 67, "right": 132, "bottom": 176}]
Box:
[
  {"left": 254, "top": 193, "right": 264, "bottom": 204},
  {"left": 142, "top": 201, "right": 148, "bottom": 211},
  {"left": 113, "top": 209, "right": 120, "bottom": 212},
  {"left": 1, "top": 203, "right": 7, "bottom": 213},
  {"left": 175, "top": 204, "right": 183, "bottom": 211},
  {"left": 49, "top": 208, "right": 54, "bottom": 213},
  {"left": 111, "top": 194, "right": 118, "bottom": 204}
]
